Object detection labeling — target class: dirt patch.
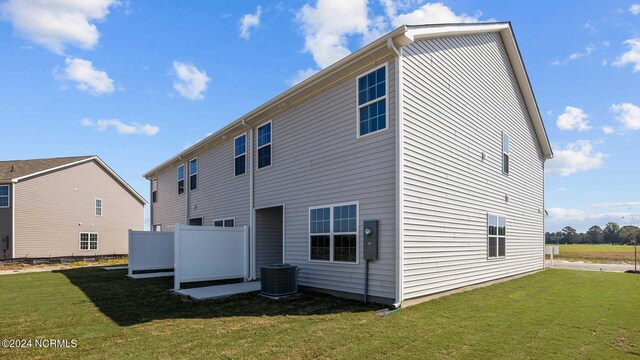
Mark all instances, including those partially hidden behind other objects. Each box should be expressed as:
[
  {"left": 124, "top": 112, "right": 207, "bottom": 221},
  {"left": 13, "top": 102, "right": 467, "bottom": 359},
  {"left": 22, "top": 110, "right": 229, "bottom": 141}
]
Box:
[{"left": 0, "top": 259, "right": 127, "bottom": 275}]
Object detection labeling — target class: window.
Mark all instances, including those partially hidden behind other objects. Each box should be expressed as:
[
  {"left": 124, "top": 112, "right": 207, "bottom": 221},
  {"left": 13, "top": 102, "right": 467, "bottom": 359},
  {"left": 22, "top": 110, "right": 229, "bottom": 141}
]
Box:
[
  {"left": 188, "top": 217, "right": 203, "bottom": 226},
  {"left": 153, "top": 224, "right": 162, "bottom": 232},
  {"left": 95, "top": 198, "right": 102, "bottom": 216},
  {"left": 152, "top": 179, "right": 157, "bottom": 203},
  {"left": 0, "top": 185, "right": 9, "bottom": 208},
  {"left": 257, "top": 122, "right": 271, "bottom": 169},
  {"left": 502, "top": 132, "right": 510, "bottom": 174},
  {"left": 214, "top": 218, "right": 235, "bottom": 227},
  {"left": 357, "top": 65, "right": 387, "bottom": 137},
  {"left": 80, "top": 232, "right": 98, "bottom": 250},
  {"left": 234, "top": 134, "right": 246, "bottom": 176},
  {"left": 189, "top": 158, "right": 197, "bottom": 191},
  {"left": 309, "top": 203, "right": 358, "bottom": 263},
  {"left": 488, "top": 214, "right": 506, "bottom": 258},
  {"left": 177, "top": 165, "right": 185, "bottom": 194}
]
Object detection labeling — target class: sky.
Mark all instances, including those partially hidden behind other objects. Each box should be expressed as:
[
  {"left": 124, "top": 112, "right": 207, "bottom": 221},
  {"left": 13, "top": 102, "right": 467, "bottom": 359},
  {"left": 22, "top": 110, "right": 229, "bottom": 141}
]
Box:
[{"left": 0, "top": 0, "right": 639, "bottom": 232}]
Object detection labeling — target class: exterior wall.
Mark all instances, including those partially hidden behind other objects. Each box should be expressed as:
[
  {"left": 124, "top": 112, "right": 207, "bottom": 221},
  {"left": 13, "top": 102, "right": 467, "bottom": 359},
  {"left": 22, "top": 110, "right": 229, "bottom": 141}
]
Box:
[
  {"left": 253, "top": 57, "right": 397, "bottom": 301},
  {"left": 400, "top": 33, "right": 545, "bottom": 300},
  {"left": 13, "top": 161, "right": 144, "bottom": 258},
  {"left": 151, "top": 161, "right": 186, "bottom": 231},
  {"left": 0, "top": 184, "right": 12, "bottom": 259},
  {"left": 255, "top": 206, "right": 283, "bottom": 274}
]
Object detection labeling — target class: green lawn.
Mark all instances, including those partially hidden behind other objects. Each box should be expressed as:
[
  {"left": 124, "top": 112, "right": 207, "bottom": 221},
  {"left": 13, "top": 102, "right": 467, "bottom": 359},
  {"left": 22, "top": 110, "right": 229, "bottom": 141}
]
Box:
[
  {"left": 0, "top": 268, "right": 638, "bottom": 359},
  {"left": 551, "top": 244, "right": 639, "bottom": 263}
]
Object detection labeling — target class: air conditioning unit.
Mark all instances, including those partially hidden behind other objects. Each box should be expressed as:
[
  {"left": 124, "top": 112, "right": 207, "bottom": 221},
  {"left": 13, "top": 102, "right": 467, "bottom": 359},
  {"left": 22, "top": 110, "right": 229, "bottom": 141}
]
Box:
[{"left": 260, "top": 263, "right": 298, "bottom": 297}]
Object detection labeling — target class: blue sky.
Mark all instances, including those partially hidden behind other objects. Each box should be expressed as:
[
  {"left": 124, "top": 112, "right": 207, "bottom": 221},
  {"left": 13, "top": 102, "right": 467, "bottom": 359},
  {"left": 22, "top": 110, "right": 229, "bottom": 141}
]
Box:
[{"left": 1, "top": 1, "right": 639, "bottom": 232}]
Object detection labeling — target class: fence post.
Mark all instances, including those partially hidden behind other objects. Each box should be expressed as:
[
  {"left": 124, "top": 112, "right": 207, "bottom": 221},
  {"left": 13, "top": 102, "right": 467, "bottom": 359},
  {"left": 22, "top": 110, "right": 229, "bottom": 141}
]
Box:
[
  {"left": 174, "top": 224, "right": 181, "bottom": 291},
  {"left": 128, "top": 229, "right": 132, "bottom": 276}
]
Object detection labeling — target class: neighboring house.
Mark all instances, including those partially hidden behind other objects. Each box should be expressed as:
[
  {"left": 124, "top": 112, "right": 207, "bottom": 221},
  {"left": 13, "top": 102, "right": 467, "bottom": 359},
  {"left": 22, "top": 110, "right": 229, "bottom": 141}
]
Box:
[
  {"left": 144, "top": 23, "right": 553, "bottom": 306},
  {"left": 0, "top": 156, "right": 146, "bottom": 259}
]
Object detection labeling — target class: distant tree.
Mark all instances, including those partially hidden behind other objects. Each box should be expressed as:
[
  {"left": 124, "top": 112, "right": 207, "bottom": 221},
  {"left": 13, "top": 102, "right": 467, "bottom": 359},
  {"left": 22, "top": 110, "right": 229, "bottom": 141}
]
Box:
[
  {"left": 618, "top": 226, "right": 640, "bottom": 245},
  {"left": 562, "top": 226, "right": 578, "bottom": 244},
  {"left": 603, "top": 222, "right": 621, "bottom": 244},
  {"left": 586, "top": 225, "right": 604, "bottom": 244}
]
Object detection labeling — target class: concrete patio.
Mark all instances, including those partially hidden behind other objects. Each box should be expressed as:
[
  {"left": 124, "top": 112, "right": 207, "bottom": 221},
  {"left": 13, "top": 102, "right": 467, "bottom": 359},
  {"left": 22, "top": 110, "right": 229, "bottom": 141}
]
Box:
[{"left": 175, "top": 281, "right": 261, "bottom": 300}]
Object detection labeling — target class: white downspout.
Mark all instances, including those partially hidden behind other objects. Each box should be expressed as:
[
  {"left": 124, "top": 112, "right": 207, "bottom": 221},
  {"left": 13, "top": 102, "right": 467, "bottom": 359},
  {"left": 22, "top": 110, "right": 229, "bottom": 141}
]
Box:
[
  {"left": 243, "top": 119, "right": 256, "bottom": 281},
  {"left": 11, "top": 182, "right": 15, "bottom": 259},
  {"left": 180, "top": 155, "right": 188, "bottom": 226}
]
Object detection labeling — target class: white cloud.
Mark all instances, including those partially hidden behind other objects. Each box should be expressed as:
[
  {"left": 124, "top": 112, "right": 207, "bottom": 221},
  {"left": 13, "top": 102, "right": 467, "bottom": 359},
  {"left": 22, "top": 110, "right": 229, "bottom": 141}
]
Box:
[
  {"left": 286, "top": 67, "right": 319, "bottom": 85},
  {"left": 0, "top": 0, "right": 118, "bottom": 54},
  {"left": 631, "top": 4, "right": 640, "bottom": 15},
  {"left": 546, "top": 201, "right": 640, "bottom": 231},
  {"left": 386, "top": 2, "right": 482, "bottom": 27},
  {"left": 172, "top": 61, "right": 211, "bottom": 100},
  {"left": 81, "top": 118, "right": 160, "bottom": 136},
  {"left": 602, "top": 126, "right": 615, "bottom": 135},
  {"left": 611, "top": 102, "right": 640, "bottom": 130},
  {"left": 60, "top": 57, "right": 115, "bottom": 95},
  {"left": 556, "top": 106, "right": 592, "bottom": 131},
  {"left": 551, "top": 45, "right": 595, "bottom": 65},
  {"left": 557, "top": 187, "right": 568, "bottom": 192},
  {"left": 239, "top": 6, "right": 262, "bottom": 40},
  {"left": 545, "top": 140, "right": 606, "bottom": 176},
  {"left": 613, "top": 39, "right": 640, "bottom": 72}
]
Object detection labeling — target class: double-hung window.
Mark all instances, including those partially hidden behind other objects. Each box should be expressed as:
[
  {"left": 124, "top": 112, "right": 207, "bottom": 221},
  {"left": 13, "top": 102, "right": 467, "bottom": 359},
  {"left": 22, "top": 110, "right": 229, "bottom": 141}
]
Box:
[
  {"left": 488, "top": 214, "right": 506, "bottom": 258},
  {"left": 235, "top": 134, "right": 246, "bottom": 176},
  {"left": 0, "top": 185, "right": 9, "bottom": 208},
  {"left": 80, "top": 232, "right": 98, "bottom": 250},
  {"left": 213, "top": 218, "right": 235, "bottom": 227},
  {"left": 502, "top": 132, "right": 510, "bottom": 174},
  {"left": 309, "top": 203, "right": 358, "bottom": 263},
  {"left": 177, "top": 165, "right": 185, "bottom": 194},
  {"left": 257, "top": 122, "right": 272, "bottom": 169},
  {"left": 151, "top": 179, "right": 158, "bottom": 203},
  {"left": 357, "top": 65, "right": 387, "bottom": 137},
  {"left": 189, "top": 158, "right": 197, "bottom": 191},
  {"left": 95, "top": 198, "right": 102, "bottom": 216}
]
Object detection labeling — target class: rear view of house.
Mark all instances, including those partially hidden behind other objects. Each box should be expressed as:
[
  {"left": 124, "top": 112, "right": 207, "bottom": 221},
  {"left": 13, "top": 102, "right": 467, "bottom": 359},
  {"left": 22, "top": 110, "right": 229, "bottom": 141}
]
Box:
[
  {"left": 145, "top": 22, "right": 553, "bottom": 306},
  {"left": 0, "top": 156, "right": 146, "bottom": 259}
]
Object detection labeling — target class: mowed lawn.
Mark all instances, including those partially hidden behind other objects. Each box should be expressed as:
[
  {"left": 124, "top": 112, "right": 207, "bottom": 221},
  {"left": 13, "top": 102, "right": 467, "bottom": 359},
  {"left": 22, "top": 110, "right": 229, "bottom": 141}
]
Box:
[
  {"left": 0, "top": 268, "right": 639, "bottom": 359},
  {"left": 554, "top": 244, "right": 639, "bottom": 263}
]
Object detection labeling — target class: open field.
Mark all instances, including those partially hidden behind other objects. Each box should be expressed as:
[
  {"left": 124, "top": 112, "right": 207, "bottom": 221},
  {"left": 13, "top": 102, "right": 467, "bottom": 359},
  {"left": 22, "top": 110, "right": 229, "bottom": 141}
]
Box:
[
  {"left": 549, "top": 244, "right": 639, "bottom": 263},
  {"left": 1, "top": 268, "right": 639, "bottom": 359}
]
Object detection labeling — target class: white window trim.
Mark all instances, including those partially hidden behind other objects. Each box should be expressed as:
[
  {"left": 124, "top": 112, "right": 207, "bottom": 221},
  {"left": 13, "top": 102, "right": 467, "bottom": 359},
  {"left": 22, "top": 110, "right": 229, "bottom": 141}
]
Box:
[
  {"left": 487, "top": 213, "right": 506, "bottom": 260},
  {"left": 153, "top": 224, "right": 162, "bottom": 232},
  {"left": 308, "top": 201, "right": 359, "bottom": 264},
  {"left": 79, "top": 232, "right": 99, "bottom": 251},
  {"left": 256, "top": 120, "right": 273, "bottom": 170},
  {"left": 213, "top": 217, "right": 236, "bottom": 227},
  {"left": 0, "top": 185, "right": 9, "bottom": 208},
  {"left": 234, "top": 133, "right": 247, "bottom": 177},
  {"left": 189, "top": 158, "right": 198, "bottom": 191},
  {"left": 356, "top": 63, "right": 390, "bottom": 139},
  {"left": 177, "top": 164, "right": 185, "bottom": 195},
  {"left": 502, "top": 131, "right": 510, "bottom": 175},
  {"left": 95, "top": 198, "right": 103, "bottom": 217}
]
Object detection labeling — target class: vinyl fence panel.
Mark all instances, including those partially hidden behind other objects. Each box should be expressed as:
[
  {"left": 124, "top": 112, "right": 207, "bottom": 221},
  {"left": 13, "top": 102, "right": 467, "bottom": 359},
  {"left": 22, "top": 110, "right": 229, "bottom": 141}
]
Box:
[{"left": 128, "top": 230, "right": 174, "bottom": 275}]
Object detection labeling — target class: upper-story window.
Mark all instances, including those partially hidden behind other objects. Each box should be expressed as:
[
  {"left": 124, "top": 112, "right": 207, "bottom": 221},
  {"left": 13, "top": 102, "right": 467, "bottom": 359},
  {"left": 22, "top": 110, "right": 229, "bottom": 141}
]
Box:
[
  {"left": 502, "top": 132, "right": 510, "bottom": 174},
  {"left": 189, "top": 158, "right": 198, "bottom": 191},
  {"left": 177, "top": 165, "right": 185, "bottom": 195},
  {"left": 357, "top": 65, "right": 387, "bottom": 137},
  {"left": 151, "top": 179, "right": 158, "bottom": 203},
  {"left": 235, "top": 134, "right": 246, "bottom": 176},
  {"left": 95, "top": 198, "right": 102, "bottom": 216},
  {"left": 0, "top": 185, "right": 9, "bottom": 208},
  {"left": 257, "top": 122, "right": 272, "bottom": 169},
  {"left": 488, "top": 214, "right": 506, "bottom": 258}
]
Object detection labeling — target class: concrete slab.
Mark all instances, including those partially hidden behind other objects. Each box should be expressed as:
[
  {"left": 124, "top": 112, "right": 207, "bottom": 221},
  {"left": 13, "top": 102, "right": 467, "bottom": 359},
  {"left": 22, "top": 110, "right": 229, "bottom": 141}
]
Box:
[
  {"left": 128, "top": 271, "right": 174, "bottom": 279},
  {"left": 175, "top": 281, "right": 261, "bottom": 300},
  {"left": 103, "top": 266, "right": 128, "bottom": 271},
  {"left": 546, "top": 260, "right": 636, "bottom": 272}
]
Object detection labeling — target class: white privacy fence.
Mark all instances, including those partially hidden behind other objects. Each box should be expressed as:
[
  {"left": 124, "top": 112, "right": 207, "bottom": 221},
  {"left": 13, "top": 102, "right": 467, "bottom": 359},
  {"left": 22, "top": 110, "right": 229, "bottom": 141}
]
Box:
[
  {"left": 128, "top": 230, "right": 174, "bottom": 276},
  {"left": 174, "top": 224, "right": 249, "bottom": 290}
]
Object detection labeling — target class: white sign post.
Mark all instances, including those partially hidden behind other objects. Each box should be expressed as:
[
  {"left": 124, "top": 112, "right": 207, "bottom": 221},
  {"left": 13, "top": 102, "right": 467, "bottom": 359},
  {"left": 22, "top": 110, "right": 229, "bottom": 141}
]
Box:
[{"left": 545, "top": 245, "right": 559, "bottom": 268}]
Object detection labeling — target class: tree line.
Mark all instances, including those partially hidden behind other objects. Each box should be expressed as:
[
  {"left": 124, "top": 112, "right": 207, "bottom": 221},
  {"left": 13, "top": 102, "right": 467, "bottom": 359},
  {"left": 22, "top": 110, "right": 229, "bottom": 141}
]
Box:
[{"left": 545, "top": 222, "right": 640, "bottom": 244}]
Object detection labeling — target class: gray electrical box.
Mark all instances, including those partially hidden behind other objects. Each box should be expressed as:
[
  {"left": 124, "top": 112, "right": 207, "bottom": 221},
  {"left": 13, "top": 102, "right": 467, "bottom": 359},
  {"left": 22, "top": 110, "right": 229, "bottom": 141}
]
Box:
[{"left": 363, "top": 220, "right": 379, "bottom": 260}]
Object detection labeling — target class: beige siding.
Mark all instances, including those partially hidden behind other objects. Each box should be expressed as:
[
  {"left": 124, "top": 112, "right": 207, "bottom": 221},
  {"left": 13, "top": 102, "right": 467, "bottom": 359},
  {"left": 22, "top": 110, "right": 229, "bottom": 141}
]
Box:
[
  {"left": 151, "top": 161, "right": 186, "bottom": 230},
  {"left": 400, "top": 33, "right": 545, "bottom": 300},
  {"left": 0, "top": 184, "right": 12, "bottom": 259},
  {"left": 253, "top": 57, "right": 397, "bottom": 300},
  {"left": 13, "top": 161, "right": 144, "bottom": 257}
]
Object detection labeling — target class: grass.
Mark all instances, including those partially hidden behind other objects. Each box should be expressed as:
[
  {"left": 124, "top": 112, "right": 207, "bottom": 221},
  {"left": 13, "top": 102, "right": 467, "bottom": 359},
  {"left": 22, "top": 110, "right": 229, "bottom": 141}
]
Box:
[
  {"left": 0, "top": 268, "right": 639, "bottom": 359},
  {"left": 549, "top": 244, "right": 639, "bottom": 263}
]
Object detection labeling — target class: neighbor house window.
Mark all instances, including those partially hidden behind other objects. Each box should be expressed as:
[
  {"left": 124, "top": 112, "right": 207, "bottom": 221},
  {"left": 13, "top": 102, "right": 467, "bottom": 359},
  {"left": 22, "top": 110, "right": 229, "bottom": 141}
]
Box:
[
  {"left": 95, "top": 198, "right": 102, "bottom": 216},
  {"left": 257, "top": 122, "right": 272, "bottom": 169},
  {"left": 188, "top": 217, "right": 203, "bottom": 226},
  {"left": 177, "top": 165, "right": 185, "bottom": 194},
  {"left": 152, "top": 179, "right": 157, "bottom": 203},
  {"left": 0, "top": 185, "right": 9, "bottom": 208},
  {"left": 189, "top": 158, "right": 197, "bottom": 191},
  {"left": 357, "top": 65, "right": 387, "bottom": 137},
  {"left": 309, "top": 203, "right": 358, "bottom": 263},
  {"left": 502, "top": 132, "right": 510, "bottom": 174},
  {"left": 214, "top": 218, "right": 235, "bottom": 227},
  {"left": 235, "top": 134, "right": 246, "bottom": 176},
  {"left": 488, "top": 214, "right": 506, "bottom": 258},
  {"left": 153, "top": 224, "right": 162, "bottom": 232},
  {"left": 80, "top": 232, "right": 98, "bottom": 250}
]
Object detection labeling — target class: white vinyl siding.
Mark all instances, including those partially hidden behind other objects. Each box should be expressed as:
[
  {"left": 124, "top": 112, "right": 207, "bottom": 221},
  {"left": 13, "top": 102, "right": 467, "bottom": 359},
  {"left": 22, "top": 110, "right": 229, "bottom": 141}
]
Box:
[
  {"left": 0, "top": 185, "right": 9, "bottom": 208},
  {"left": 401, "top": 33, "right": 545, "bottom": 300}
]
